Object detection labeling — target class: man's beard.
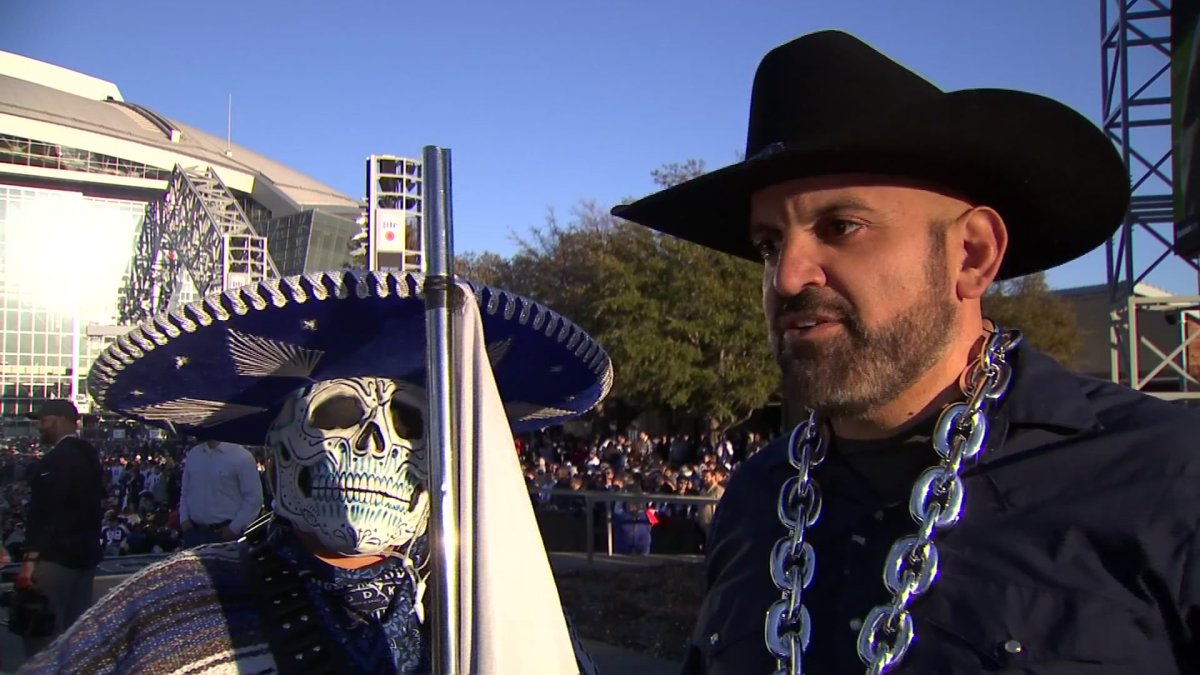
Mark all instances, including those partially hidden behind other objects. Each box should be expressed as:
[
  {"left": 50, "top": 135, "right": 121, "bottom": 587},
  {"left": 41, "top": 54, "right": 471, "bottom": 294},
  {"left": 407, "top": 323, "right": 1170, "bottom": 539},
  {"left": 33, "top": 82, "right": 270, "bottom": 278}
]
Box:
[{"left": 773, "top": 247, "right": 956, "bottom": 420}]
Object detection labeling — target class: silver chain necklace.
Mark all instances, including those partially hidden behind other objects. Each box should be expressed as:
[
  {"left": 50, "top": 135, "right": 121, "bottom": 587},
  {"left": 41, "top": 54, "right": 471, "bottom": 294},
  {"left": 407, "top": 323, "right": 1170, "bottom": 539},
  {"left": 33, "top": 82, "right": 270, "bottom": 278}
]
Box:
[{"left": 764, "top": 328, "right": 1021, "bottom": 675}]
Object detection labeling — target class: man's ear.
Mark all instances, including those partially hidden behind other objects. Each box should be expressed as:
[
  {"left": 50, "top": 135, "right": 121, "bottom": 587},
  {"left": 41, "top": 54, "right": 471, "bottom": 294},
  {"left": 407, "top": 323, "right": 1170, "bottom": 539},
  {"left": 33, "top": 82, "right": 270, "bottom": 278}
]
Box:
[{"left": 956, "top": 206, "right": 1008, "bottom": 300}]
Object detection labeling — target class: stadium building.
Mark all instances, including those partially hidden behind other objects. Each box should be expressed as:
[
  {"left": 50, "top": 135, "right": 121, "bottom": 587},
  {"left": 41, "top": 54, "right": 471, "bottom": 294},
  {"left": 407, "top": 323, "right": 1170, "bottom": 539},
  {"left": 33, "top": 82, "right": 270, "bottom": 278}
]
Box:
[{"left": 0, "top": 50, "right": 364, "bottom": 428}]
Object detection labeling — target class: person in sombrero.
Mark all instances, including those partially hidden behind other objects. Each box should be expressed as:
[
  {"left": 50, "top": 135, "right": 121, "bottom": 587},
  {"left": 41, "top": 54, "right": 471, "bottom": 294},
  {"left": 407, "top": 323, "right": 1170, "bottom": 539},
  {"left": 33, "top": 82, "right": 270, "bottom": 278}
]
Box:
[
  {"left": 20, "top": 269, "right": 611, "bottom": 675},
  {"left": 612, "top": 30, "right": 1200, "bottom": 675}
]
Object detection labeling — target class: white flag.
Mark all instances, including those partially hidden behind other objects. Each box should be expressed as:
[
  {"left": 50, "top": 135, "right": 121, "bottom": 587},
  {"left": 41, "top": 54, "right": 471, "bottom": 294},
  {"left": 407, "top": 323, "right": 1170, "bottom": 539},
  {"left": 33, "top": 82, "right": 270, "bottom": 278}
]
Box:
[{"left": 452, "top": 282, "right": 584, "bottom": 674}]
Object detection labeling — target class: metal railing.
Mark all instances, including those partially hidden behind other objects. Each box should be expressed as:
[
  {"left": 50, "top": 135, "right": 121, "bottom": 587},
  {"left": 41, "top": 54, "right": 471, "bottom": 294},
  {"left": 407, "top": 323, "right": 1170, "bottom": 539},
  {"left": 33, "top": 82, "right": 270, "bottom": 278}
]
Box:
[
  {"left": 529, "top": 488, "right": 720, "bottom": 563},
  {"left": 0, "top": 490, "right": 720, "bottom": 585}
]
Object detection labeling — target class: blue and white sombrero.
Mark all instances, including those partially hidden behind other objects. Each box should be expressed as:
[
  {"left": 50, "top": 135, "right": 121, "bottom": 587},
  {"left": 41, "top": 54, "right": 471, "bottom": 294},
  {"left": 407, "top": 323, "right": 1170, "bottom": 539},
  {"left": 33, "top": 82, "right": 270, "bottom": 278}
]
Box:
[{"left": 87, "top": 270, "right": 613, "bottom": 444}]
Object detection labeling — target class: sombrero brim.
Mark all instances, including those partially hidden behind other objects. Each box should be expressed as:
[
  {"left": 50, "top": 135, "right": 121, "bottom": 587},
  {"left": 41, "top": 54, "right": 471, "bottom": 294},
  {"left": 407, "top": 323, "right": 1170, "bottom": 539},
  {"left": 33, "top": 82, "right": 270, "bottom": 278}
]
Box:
[
  {"left": 612, "top": 89, "right": 1130, "bottom": 280},
  {"left": 87, "top": 270, "right": 613, "bottom": 444}
]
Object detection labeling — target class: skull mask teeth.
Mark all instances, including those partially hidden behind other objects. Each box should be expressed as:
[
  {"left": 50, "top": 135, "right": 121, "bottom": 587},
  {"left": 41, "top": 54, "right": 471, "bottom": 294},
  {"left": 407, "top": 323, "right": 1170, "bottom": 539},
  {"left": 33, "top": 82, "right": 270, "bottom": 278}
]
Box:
[{"left": 267, "top": 377, "right": 430, "bottom": 555}]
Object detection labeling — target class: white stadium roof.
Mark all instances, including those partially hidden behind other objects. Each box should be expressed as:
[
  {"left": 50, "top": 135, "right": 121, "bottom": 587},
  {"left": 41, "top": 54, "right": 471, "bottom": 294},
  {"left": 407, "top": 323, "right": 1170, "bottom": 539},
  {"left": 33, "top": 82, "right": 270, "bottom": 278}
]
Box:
[{"left": 0, "top": 50, "right": 359, "bottom": 215}]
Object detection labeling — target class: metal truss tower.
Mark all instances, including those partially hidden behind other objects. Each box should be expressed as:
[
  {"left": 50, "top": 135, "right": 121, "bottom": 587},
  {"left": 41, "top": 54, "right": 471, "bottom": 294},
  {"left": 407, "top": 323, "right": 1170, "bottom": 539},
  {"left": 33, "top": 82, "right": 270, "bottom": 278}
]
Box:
[
  {"left": 118, "top": 165, "right": 278, "bottom": 324},
  {"left": 1102, "top": 0, "right": 1200, "bottom": 400},
  {"left": 365, "top": 155, "right": 424, "bottom": 273}
]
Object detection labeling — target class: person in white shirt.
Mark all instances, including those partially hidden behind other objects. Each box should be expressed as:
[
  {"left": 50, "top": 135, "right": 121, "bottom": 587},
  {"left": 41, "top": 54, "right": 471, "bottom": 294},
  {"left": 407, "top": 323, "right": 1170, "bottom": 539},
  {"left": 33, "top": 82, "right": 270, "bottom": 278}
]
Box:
[
  {"left": 141, "top": 466, "right": 159, "bottom": 496},
  {"left": 179, "top": 439, "right": 263, "bottom": 547}
]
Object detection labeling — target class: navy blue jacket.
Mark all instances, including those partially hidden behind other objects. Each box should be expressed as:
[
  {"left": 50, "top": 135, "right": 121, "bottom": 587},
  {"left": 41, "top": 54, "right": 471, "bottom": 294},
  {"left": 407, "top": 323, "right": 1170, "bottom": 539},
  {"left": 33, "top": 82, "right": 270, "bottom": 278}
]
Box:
[
  {"left": 683, "top": 345, "right": 1200, "bottom": 673},
  {"left": 26, "top": 435, "right": 105, "bottom": 569}
]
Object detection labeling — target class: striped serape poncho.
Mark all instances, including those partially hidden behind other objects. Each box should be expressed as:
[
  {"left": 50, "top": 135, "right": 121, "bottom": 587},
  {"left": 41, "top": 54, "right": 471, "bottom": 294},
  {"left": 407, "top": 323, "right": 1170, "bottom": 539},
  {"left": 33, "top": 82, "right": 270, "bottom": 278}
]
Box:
[{"left": 19, "top": 525, "right": 428, "bottom": 674}]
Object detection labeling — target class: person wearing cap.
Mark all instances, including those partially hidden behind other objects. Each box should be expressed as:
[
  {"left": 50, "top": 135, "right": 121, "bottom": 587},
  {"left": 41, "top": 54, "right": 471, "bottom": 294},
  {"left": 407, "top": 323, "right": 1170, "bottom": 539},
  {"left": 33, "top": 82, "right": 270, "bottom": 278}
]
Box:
[
  {"left": 19, "top": 399, "right": 105, "bottom": 656},
  {"left": 613, "top": 31, "right": 1200, "bottom": 675}
]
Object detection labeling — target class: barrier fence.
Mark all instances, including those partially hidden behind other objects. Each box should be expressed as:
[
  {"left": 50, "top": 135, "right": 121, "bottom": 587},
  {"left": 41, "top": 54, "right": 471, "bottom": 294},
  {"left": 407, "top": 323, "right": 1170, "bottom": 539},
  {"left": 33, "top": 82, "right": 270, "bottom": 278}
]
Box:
[
  {"left": 529, "top": 488, "right": 720, "bottom": 563},
  {"left": 0, "top": 489, "right": 722, "bottom": 584}
]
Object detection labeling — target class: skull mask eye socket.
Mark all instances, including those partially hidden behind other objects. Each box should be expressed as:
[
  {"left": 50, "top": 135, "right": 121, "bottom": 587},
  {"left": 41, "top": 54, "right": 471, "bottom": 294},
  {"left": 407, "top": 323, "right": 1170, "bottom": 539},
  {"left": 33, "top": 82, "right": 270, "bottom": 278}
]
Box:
[
  {"left": 310, "top": 394, "right": 366, "bottom": 430},
  {"left": 389, "top": 396, "right": 425, "bottom": 441}
]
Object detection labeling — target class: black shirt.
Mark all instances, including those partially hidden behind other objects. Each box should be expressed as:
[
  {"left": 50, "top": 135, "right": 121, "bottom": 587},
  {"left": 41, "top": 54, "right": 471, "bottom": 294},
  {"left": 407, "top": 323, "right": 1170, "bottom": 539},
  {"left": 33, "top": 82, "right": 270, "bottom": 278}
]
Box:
[
  {"left": 26, "top": 435, "right": 105, "bottom": 569},
  {"left": 683, "top": 344, "right": 1200, "bottom": 674}
]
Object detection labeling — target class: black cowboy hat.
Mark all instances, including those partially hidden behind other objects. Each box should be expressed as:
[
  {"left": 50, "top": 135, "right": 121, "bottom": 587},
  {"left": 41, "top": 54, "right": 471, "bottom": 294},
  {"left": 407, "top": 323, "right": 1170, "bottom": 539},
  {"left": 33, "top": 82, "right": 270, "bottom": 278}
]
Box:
[{"left": 611, "top": 30, "right": 1131, "bottom": 280}]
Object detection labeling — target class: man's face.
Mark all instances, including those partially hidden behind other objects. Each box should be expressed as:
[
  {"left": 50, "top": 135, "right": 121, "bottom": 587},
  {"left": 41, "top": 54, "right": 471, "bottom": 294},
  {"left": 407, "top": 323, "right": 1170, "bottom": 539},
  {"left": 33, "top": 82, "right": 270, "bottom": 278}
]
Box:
[
  {"left": 36, "top": 416, "right": 56, "bottom": 444},
  {"left": 751, "top": 175, "right": 969, "bottom": 419}
]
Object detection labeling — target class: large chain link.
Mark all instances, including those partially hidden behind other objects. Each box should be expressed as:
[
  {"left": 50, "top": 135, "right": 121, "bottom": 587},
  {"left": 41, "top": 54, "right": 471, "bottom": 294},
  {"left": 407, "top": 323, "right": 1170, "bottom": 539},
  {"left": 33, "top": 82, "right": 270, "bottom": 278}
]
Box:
[
  {"left": 764, "top": 327, "right": 1021, "bottom": 675},
  {"left": 764, "top": 413, "right": 825, "bottom": 675}
]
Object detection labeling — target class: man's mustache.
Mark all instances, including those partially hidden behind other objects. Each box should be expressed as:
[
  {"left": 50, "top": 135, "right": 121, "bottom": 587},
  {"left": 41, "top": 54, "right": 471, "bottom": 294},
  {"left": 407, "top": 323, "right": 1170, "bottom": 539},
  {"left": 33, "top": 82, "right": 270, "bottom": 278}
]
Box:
[{"left": 774, "top": 290, "right": 857, "bottom": 325}]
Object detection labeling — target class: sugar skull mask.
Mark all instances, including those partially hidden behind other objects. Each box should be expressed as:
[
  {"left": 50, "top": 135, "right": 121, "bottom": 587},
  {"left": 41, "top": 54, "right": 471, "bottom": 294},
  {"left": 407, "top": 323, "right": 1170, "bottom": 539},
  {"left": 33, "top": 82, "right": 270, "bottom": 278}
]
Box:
[{"left": 266, "top": 377, "right": 430, "bottom": 556}]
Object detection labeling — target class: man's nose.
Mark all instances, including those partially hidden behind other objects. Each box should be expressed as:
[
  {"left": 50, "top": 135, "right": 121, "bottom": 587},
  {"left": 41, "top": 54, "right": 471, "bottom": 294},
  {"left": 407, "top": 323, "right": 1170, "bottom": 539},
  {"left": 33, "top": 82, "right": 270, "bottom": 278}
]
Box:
[{"left": 770, "top": 237, "right": 827, "bottom": 296}]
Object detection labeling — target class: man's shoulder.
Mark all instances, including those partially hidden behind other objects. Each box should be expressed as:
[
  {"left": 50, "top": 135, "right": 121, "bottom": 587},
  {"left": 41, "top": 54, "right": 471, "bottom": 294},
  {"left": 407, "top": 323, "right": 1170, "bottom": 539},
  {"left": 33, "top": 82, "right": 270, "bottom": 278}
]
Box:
[
  {"left": 46, "top": 436, "right": 87, "bottom": 455},
  {"left": 203, "top": 442, "right": 256, "bottom": 462},
  {"left": 1012, "top": 347, "right": 1200, "bottom": 474},
  {"left": 91, "top": 544, "right": 249, "bottom": 624},
  {"left": 721, "top": 435, "right": 789, "bottom": 507},
  {"left": 20, "top": 543, "right": 265, "bottom": 674},
  {"left": 226, "top": 443, "right": 256, "bottom": 459},
  {"left": 1075, "top": 374, "right": 1200, "bottom": 468},
  {"left": 41, "top": 437, "right": 95, "bottom": 467},
  {"left": 1036, "top": 369, "right": 1200, "bottom": 480},
  {"left": 1079, "top": 373, "right": 1200, "bottom": 427},
  {"left": 1017, "top": 345, "right": 1199, "bottom": 435},
  {"left": 123, "top": 543, "right": 245, "bottom": 590},
  {"left": 41, "top": 544, "right": 246, "bottom": 637}
]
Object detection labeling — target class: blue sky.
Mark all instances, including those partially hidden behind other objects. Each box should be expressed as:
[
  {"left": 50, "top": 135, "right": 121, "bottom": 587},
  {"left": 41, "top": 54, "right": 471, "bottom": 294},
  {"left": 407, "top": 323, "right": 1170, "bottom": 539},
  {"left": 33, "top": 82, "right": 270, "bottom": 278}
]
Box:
[{"left": 4, "top": 0, "right": 1195, "bottom": 293}]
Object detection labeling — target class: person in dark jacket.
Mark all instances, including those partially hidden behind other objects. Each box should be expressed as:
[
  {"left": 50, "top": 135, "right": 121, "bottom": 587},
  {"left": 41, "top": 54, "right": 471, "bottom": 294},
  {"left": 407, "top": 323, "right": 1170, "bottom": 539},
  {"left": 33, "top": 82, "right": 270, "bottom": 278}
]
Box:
[
  {"left": 18, "top": 399, "right": 105, "bottom": 656},
  {"left": 612, "top": 484, "right": 654, "bottom": 555},
  {"left": 611, "top": 30, "right": 1200, "bottom": 675}
]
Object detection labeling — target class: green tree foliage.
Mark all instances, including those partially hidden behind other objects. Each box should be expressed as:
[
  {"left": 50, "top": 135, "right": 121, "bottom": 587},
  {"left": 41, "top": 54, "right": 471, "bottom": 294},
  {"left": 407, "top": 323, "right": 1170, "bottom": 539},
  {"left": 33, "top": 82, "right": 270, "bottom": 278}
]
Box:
[
  {"left": 461, "top": 161, "right": 779, "bottom": 434},
  {"left": 982, "top": 272, "right": 1080, "bottom": 367},
  {"left": 454, "top": 251, "right": 512, "bottom": 287},
  {"left": 650, "top": 159, "right": 707, "bottom": 189}
]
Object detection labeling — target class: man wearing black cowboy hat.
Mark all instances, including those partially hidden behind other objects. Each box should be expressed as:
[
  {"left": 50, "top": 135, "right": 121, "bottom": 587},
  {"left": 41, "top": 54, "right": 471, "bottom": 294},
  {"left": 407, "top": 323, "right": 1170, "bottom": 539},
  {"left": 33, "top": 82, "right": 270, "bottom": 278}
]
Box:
[{"left": 614, "top": 31, "right": 1200, "bottom": 674}]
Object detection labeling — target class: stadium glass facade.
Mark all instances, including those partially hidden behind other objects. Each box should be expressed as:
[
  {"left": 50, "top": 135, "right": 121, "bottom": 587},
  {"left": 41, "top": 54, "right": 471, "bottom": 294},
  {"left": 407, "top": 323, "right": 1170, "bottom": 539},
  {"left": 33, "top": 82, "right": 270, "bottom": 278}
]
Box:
[
  {"left": 0, "top": 182, "right": 357, "bottom": 430},
  {"left": 261, "top": 210, "right": 359, "bottom": 277},
  {"left": 0, "top": 185, "right": 145, "bottom": 422},
  {"left": 0, "top": 132, "right": 173, "bottom": 182}
]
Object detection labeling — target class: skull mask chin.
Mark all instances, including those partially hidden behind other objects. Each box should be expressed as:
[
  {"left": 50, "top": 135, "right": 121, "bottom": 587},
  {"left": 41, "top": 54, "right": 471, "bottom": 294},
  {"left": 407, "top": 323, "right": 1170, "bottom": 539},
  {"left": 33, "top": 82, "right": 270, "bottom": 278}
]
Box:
[{"left": 267, "top": 377, "right": 430, "bottom": 556}]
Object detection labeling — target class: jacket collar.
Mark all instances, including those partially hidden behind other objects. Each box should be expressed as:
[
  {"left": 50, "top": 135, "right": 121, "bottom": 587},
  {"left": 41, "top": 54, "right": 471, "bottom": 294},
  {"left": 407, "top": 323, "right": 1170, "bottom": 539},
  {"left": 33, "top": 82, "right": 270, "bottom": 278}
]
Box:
[
  {"left": 971, "top": 341, "right": 1103, "bottom": 468},
  {"left": 762, "top": 341, "right": 1102, "bottom": 470}
]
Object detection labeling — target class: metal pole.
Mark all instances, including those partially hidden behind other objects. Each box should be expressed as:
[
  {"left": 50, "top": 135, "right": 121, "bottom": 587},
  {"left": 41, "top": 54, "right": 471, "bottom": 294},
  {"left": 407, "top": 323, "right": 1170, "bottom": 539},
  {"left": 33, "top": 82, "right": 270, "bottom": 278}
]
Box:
[
  {"left": 366, "top": 156, "right": 378, "bottom": 272},
  {"left": 606, "top": 504, "right": 614, "bottom": 556},
  {"left": 1129, "top": 294, "right": 1140, "bottom": 389},
  {"left": 585, "top": 494, "right": 595, "bottom": 564},
  {"left": 422, "top": 145, "right": 460, "bottom": 675}
]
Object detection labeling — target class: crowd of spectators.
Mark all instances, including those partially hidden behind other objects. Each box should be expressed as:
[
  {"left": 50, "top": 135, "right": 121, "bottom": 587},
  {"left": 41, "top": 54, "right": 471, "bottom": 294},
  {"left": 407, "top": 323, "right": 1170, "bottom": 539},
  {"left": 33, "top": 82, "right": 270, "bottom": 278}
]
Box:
[
  {"left": 0, "top": 421, "right": 770, "bottom": 562},
  {"left": 0, "top": 435, "right": 269, "bottom": 564},
  {"left": 518, "top": 426, "right": 778, "bottom": 554}
]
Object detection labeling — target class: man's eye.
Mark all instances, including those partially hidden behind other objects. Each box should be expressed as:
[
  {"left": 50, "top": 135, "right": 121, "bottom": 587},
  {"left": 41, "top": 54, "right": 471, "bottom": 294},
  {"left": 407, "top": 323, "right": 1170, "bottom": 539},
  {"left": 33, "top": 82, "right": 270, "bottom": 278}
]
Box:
[
  {"left": 828, "top": 220, "right": 863, "bottom": 237},
  {"left": 752, "top": 238, "right": 780, "bottom": 260}
]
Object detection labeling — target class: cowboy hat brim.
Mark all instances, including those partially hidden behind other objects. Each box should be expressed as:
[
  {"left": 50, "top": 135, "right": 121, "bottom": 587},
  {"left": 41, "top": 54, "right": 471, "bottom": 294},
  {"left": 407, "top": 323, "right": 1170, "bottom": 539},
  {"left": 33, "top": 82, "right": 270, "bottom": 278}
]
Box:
[
  {"left": 612, "top": 89, "right": 1130, "bottom": 280},
  {"left": 88, "top": 270, "right": 613, "bottom": 444}
]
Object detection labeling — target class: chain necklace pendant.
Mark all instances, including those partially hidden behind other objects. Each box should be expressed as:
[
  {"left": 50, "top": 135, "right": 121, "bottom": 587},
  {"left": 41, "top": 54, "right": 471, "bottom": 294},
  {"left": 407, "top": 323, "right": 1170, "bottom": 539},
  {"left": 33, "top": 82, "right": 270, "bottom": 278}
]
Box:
[{"left": 763, "top": 328, "right": 1022, "bottom": 675}]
